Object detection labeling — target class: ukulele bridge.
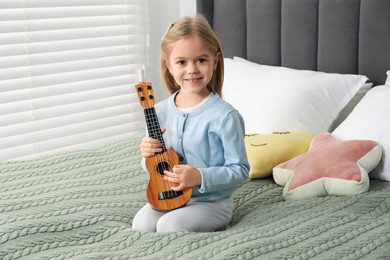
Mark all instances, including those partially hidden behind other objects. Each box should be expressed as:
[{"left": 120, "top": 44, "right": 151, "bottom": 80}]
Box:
[{"left": 158, "top": 190, "right": 184, "bottom": 200}]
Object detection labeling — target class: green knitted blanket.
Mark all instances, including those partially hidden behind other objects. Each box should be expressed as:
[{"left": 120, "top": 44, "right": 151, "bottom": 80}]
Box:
[{"left": 1, "top": 137, "right": 390, "bottom": 259}]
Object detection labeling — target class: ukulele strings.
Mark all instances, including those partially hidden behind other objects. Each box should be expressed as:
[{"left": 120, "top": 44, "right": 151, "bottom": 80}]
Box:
[
  {"left": 141, "top": 94, "right": 168, "bottom": 192},
  {"left": 141, "top": 86, "right": 174, "bottom": 196},
  {"left": 152, "top": 112, "right": 176, "bottom": 197}
]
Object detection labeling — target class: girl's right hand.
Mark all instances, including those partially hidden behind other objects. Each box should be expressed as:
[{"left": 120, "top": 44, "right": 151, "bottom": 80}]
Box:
[{"left": 140, "top": 128, "right": 166, "bottom": 158}]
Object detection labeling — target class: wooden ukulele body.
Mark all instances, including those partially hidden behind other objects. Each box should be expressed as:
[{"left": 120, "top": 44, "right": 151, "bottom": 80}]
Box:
[{"left": 145, "top": 149, "right": 192, "bottom": 211}]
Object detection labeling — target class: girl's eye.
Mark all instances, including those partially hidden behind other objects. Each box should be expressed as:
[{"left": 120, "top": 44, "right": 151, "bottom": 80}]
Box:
[
  {"left": 177, "top": 60, "right": 186, "bottom": 65},
  {"left": 197, "top": 58, "right": 206, "bottom": 63}
]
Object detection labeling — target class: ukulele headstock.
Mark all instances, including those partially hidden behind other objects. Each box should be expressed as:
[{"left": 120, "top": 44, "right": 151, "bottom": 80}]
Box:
[{"left": 135, "top": 81, "right": 155, "bottom": 109}]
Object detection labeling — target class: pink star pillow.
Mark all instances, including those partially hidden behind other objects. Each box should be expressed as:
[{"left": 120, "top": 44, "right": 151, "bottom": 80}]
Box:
[{"left": 273, "top": 132, "right": 382, "bottom": 201}]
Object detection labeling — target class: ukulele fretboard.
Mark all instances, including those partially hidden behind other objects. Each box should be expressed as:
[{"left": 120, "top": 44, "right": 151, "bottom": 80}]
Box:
[{"left": 144, "top": 107, "right": 166, "bottom": 153}]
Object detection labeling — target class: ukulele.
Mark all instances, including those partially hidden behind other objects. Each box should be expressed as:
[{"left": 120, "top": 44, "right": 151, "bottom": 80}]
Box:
[{"left": 135, "top": 81, "right": 192, "bottom": 211}]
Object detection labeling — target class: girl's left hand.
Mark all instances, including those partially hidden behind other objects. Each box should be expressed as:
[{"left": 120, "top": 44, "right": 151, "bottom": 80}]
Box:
[{"left": 164, "top": 165, "right": 201, "bottom": 191}]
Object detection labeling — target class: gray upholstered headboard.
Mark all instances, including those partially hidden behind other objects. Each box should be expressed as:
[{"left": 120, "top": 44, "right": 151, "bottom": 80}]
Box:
[{"left": 197, "top": 0, "right": 390, "bottom": 85}]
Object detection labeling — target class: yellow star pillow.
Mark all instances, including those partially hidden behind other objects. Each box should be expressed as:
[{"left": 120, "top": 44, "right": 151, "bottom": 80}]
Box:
[
  {"left": 273, "top": 132, "right": 382, "bottom": 201},
  {"left": 245, "top": 131, "right": 313, "bottom": 179}
]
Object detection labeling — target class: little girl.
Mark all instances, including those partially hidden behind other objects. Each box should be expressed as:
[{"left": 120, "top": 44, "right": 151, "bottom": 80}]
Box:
[{"left": 132, "top": 14, "right": 249, "bottom": 232}]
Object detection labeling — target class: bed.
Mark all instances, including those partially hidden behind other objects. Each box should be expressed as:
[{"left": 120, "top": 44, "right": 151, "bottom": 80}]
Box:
[{"left": 1, "top": 0, "right": 390, "bottom": 259}]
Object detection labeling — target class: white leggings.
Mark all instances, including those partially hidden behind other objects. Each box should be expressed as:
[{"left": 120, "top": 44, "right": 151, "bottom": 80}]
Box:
[{"left": 132, "top": 197, "right": 233, "bottom": 232}]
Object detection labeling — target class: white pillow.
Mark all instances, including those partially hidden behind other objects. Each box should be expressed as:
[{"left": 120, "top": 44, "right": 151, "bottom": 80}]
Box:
[
  {"left": 329, "top": 82, "right": 373, "bottom": 131},
  {"left": 223, "top": 57, "right": 368, "bottom": 135},
  {"left": 333, "top": 85, "right": 390, "bottom": 181}
]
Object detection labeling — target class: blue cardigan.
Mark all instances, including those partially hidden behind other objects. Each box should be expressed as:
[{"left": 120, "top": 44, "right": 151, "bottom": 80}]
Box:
[{"left": 144, "top": 92, "right": 249, "bottom": 202}]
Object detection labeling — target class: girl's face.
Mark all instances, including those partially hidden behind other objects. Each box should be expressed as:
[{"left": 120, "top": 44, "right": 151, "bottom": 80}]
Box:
[{"left": 165, "top": 35, "right": 218, "bottom": 98}]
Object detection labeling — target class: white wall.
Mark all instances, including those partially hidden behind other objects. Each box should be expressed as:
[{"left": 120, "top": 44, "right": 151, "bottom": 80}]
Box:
[{"left": 147, "top": 0, "right": 197, "bottom": 100}]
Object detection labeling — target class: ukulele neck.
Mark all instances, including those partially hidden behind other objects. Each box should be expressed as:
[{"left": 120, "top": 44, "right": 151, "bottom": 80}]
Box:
[{"left": 144, "top": 107, "right": 166, "bottom": 153}]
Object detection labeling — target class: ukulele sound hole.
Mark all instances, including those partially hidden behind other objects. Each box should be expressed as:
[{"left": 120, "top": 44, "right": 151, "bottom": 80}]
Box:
[{"left": 156, "top": 161, "right": 170, "bottom": 176}]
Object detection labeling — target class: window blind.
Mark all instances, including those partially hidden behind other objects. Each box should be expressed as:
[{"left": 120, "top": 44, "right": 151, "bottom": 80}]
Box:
[{"left": 0, "top": 0, "right": 147, "bottom": 160}]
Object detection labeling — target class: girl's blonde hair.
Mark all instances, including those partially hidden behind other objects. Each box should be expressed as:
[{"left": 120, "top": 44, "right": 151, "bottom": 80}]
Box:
[{"left": 160, "top": 14, "right": 224, "bottom": 96}]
